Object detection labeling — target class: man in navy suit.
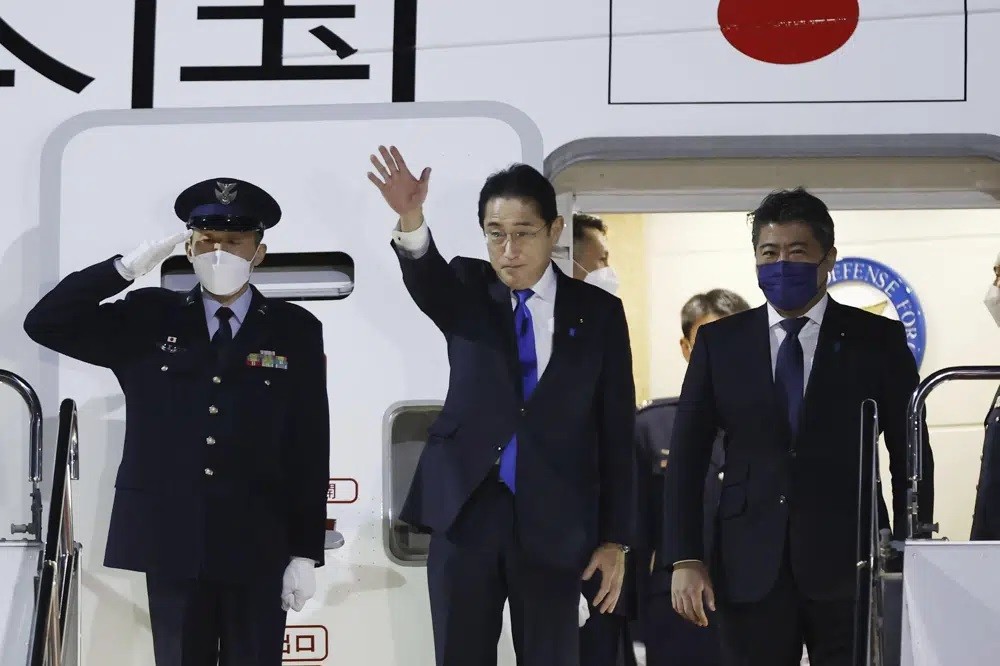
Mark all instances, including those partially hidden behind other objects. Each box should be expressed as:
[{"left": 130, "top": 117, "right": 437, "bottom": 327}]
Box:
[
  {"left": 664, "top": 188, "right": 935, "bottom": 666},
  {"left": 367, "top": 145, "right": 636, "bottom": 666}
]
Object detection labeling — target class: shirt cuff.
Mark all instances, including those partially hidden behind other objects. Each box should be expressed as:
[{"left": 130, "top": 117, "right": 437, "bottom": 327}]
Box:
[
  {"left": 673, "top": 559, "right": 703, "bottom": 567},
  {"left": 392, "top": 219, "right": 430, "bottom": 259}
]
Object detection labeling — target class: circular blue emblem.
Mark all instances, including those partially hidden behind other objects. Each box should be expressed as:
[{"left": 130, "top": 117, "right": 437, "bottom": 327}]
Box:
[{"left": 827, "top": 257, "right": 927, "bottom": 369}]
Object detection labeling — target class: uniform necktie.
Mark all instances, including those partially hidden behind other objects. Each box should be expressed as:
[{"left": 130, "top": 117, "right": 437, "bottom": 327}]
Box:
[
  {"left": 775, "top": 317, "right": 808, "bottom": 437},
  {"left": 499, "top": 289, "right": 538, "bottom": 492},
  {"left": 212, "top": 307, "right": 234, "bottom": 346}
]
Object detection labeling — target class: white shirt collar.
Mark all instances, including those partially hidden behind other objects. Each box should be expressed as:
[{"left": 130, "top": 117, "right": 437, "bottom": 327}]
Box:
[
  {"left": 521, "top": 263, "right": 557, "bottom": 302},
  {"left": 767, "top": 292, "right": 829, "bottom": 329}
]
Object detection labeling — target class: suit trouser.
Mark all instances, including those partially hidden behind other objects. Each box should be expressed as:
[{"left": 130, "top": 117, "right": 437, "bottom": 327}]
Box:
[
  {"left": 427, "top": 468, "right": 582, "bottom": 666},
  {"left": 714, "top": 544, "right": 853, "bottom": 666},
  {"left": 642, "top": 593, "right": 721, "bottom": 666},
  {"left": 580, "top": 609, "right": 637, "bottom": 666},
  {"left": 146, "top": 574, "right": 287, "bottom": 666}
]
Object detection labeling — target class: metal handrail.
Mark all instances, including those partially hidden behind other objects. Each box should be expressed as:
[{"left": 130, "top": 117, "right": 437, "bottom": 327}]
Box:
[
  {"left": 0, "top": 370, "right": 44, "bottom": 539},
  {"left": 854, "top": 398, "right": 879, "bottom": 666},
  {"left": 28, "top": 398, "right": 82, "bottom": 666},
  {"left": 905, "top": 365, "right": 1000, "bottom": 539}
]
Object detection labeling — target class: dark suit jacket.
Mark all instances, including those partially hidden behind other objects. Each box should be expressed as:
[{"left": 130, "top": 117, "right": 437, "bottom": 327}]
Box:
[
  {"left": 23, "top": 257, "right": 330, "bottom": 582},
  {"left": 662, "top": 297, "right": 934, "bottom": 603},
  {"left": 392, "top": 234, "right": 637, "bottom": 570},
  {"left": 637, "top": 399, "right": 724, "bottom": 596}
]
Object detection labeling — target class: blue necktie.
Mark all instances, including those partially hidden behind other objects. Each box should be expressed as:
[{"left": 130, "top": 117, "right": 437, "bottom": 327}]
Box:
[
  {"left": 775, "top": 317, "right": 808, "bottom": 437},
  {"left": 499, "top": 289, "right": 537, "bottom": 492}
]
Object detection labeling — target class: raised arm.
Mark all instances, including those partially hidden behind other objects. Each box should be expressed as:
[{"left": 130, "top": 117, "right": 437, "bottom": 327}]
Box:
[
  {"left": 368, "top": 145, "right": 470, "bottom": 332},
  {"left": 23, "top": 232, "right": 189, "bottom": 368}
]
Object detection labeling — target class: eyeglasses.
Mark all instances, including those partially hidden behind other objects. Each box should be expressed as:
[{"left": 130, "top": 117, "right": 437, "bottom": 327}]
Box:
[{"left": 484, "top": 226, "right": 548, "bottom": 246}]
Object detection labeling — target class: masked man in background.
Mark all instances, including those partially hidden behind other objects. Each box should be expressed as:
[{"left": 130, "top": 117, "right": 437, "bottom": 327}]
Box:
[
  {"left": 24, "top": 178, "right": 330, "bottom": 666},
  {"left": 572, "top": 213, "right": 620, "bottom": 296}
]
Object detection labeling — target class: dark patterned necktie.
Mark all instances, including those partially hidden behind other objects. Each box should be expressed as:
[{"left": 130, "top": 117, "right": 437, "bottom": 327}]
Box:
[{"left": 775, "top": 317, "right": 808, "bottom": 437}]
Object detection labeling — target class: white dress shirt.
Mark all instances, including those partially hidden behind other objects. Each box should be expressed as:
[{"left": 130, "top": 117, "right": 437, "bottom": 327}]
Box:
[
  {"left": 766, "top": 293, "right": 829, "bottom": 392},
  {"left": 392, "top": 220, "right": 556, "bottom": 377}
]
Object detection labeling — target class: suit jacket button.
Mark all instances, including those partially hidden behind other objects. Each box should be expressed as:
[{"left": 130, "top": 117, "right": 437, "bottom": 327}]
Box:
[
  {"left": 206, "top": 436, "right": 216, "bottom": 445},
  {"left": 789, "top": 450, "right": 797, "bottom": 458},
  {"left": 160, "top": 365, "right": 168, "bottom": 371},
  {"left": 779, "top": 495, "right": 787, "bottom": 504},
  {"left": 209, "top": 405, "right": 219, "bottom": 415},
  {"left": 212, "top": 376, "right": 222, "bottom": 384},
  {"left": 204, "top": 468, "right": 214, "bottom": 476},
  {"left": 520, "top": 408, "right": 526, "bottom": 415},
  {"left": 264, "top": 379, "right": 271, "bottom": 386}
]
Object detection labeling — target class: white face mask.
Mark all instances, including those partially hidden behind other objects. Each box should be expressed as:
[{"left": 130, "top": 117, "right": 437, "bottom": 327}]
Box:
[
  {"left": 985, "top": 284, "right": 1000, "bottom": 327},
  {"left": 582, "top": 265, "right": 620, "bottom": 296},
  {"left": 192, "top": 248, "right": 257, "bottom": 297}
]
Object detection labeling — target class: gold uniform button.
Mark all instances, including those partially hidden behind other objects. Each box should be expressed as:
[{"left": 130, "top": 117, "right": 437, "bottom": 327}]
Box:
[
  {"left": 209, "top": 405, "right": 219, "bottom": 415},
  {"left": 212, "top": 376, "right": 222, "bottom": 384},
  {"left": 204, "top": 468, "right": 214, "bottom": 476},
  {"left": 206, "top": 436, "right": 216, "bottom": 445}
]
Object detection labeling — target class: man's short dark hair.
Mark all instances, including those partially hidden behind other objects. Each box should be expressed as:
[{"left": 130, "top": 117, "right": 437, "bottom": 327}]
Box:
[
  {"left": 478, "top": 164, "right": 558, "bottom": 228},
  {"left": 572, "top": 213, "right": 607, "bottom": 244},
  {"left": 680, "top": 289, "right": 751, "bottom": 339},
  {"left": 748, "top": 187, "right": 835, "bottom": 253}
]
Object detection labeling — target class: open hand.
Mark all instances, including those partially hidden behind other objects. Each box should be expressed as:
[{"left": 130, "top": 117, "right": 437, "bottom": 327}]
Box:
[
  {"left": 582, "top": 543, "right": 625, "bottom": 614},
  {"left": 367, "top": 145, "right": 430, "bottom": 225}
]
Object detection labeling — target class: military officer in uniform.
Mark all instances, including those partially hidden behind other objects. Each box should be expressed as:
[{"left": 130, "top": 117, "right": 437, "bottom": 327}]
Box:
[
  {"left": 639, "top": 289, "right": 750, "bottom": 666},
  {"left": 23, "top": 178, "right": 330, "bottom": 666},
  {"left": 973, "top": 251, "right": 1000, "bottom": 539}
]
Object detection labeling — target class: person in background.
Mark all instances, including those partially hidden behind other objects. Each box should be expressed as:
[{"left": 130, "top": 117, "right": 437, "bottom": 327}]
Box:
[
  {"left": 664, "top": 187, "right": 934, "bottom": 666},
  {"left": 572, "top": 213, "right": 620, "bottom": 296},
  {"left": 368, "top": 146, "right": 636, "bottom": 666},
  {"left": 973, "top": 250, "right": 1000, "bottom": 539},
  {"left": 23, "top": 178, "right": 329, "bottom": 666},
  {"left": 640, "top": 289, "right": 749, "bottom": 666},
  {"left": 570, "top": 212, "right": 637, "bottom": 666}
]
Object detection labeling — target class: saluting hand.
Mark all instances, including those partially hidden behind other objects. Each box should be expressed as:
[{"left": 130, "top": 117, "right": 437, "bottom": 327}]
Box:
[
  {"left": 582, "top": 543, "right": 626, "bottom": 614},
  {"left": 367, "top": 145, "right": 430, "bottom": 230},
  {"left": 117, "top": 230, "right": 192, "bottom": 281}
]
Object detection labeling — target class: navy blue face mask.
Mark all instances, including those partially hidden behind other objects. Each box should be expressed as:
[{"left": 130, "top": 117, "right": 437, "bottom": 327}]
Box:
[{"left": 756, "top": 260, "right": 823, "bottom": 311}]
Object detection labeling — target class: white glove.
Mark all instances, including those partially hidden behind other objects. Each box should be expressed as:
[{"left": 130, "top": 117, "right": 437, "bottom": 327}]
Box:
[
  {"left": 115, "top": 230, "right": 191, "bottom": 280},
  {"left": 281, "top": 557, "right": 316, "bottom": 612},
  {"left": 578, "top": 593, "right": 591, "bottom": 627}
]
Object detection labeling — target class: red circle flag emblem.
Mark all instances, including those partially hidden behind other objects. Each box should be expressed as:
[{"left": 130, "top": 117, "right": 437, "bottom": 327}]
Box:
[{"left": 718, "top": 0, "right": 860, "bottom": 64}]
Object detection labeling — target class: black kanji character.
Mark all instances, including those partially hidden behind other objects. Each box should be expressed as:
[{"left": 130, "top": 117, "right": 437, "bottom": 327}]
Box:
[
  {"left": 180, "top": 1, "right": 370, "bottom": 82},
  {"left": 130, "top": 0, "right": 416, "bottom": 109},
  {"left": 0, "top": 16, "right": 94, "bottom": 92}
]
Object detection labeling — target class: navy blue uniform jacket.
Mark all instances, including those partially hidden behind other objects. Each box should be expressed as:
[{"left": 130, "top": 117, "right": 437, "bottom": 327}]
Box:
[
  {"left": 392, "top": 234, "right": 637, "bottom": 570},
  {"left": 662, "top": 299, "right": 934, "bottom": 603},
  {"left": 23, "top": 257, "right": 330, "bottom": 582}
]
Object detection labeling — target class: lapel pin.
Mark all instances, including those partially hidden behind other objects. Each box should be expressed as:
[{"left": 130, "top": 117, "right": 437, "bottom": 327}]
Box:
[{"left": 167, "top": 336, "right": 177, "bottom": 343}]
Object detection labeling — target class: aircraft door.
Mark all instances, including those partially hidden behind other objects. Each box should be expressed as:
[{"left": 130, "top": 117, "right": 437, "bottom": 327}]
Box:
[{"left": 43, "top": 102, "right": 543, "bottom": 666}]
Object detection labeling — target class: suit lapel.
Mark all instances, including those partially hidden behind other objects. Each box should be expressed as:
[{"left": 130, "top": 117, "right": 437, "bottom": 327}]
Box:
[
  {"left": 487, "top": 276, "right": 522, "bottom": 397},
  {"left": 173, "top": 287, "right": 211, "bottom": 363},
  {"left": 529, "top": 269, "right": 576, "bottom": 403},
  {"left": 801, "top": 297, "right": 846, "bottom": 430}
]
